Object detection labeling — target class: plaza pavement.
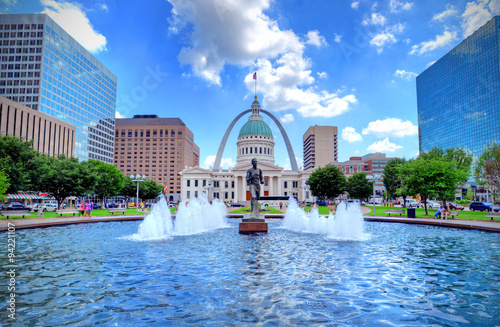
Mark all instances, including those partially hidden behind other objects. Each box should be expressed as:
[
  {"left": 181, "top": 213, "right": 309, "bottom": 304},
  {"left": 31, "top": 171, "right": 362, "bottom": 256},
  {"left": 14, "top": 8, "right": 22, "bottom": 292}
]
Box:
[{"left": 0, "top": 206, "right": 499, "bottom": 233}]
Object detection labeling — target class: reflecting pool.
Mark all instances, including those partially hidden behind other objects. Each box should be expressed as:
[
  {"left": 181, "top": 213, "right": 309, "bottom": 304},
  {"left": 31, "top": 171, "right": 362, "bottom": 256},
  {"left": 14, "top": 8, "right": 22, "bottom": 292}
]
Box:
[{"left": 1, "top": 219, "right": 499, "bottom": 326}]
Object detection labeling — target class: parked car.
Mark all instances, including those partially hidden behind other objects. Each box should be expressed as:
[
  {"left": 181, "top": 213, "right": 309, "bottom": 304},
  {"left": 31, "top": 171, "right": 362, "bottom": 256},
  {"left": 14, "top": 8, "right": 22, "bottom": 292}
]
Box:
[
  {"left": 92, "top": 203, "right": 101, "bottom": 210},
  {"left": 420, "top": 201, "right": 440, "bottom": 209},
  {"left": 229, "top": 203, "right": 245, "bottom": 207},
  {"left": 4, "top": 202, "right": 26, "bottom": 210},
  {"left": 29, "top": 203, "right": 42, "bottom": 212},
  {"left": 39, "top": 203, "right": 57, "bottom": 212},
  {"left": 448, "top": 202, "right": 465, "bottom": 210},
  {"left": 469, "top": 201, "right": 495, "bottom": 212},
  {"left": 315, "top": 200, "right": 329, "bottom": 206},
  {"left": 405, "top": 199, "right": 420, "bottom": 208}
]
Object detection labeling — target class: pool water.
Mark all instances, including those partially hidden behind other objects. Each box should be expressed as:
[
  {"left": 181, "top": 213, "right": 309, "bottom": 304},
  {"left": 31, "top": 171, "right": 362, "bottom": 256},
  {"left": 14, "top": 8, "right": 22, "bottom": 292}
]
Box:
[{"left": 1, "top": 220, "right": 499, "bottom": 326}]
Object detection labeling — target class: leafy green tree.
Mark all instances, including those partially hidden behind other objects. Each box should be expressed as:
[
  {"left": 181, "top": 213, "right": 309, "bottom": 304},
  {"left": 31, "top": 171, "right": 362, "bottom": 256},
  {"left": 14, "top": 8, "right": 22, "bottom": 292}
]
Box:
[
  {"left": 0, "top": 170, "right": 10, "bottom": 201},
  {"left": 399, "top": 158, "right": 469, "bottom": 215},
  {"left": 474, "top": 142, "right": 500, "bottom": 191},
  {"left": 33, "top": 155, "right": 97, "bottom": 208},
  {"left": 383, "top": 158, "right": 407, "bottom": 200},
  {"left": 0, "top": 134, "right": 39, "bottom": 193},
  {"left": 119, "top": 176, "right": 140, "bottom": 206},
  {"left": 307, "top": 166, "right": 347, "bottom": 200},
  {"left": 466, "top": 188, "right": 475, "bottom": 201},
  {"left": 419, "top": 146, "right": 472, "bottom": 203},
  {"left": 88, "top": 159, "right": 125, "bottom": 208},
  {"left": 347, "top": 172, "right": 373, "bottom": 200},
  {"left": 141, "top": 179, "right": 164, "bottom": 201}
]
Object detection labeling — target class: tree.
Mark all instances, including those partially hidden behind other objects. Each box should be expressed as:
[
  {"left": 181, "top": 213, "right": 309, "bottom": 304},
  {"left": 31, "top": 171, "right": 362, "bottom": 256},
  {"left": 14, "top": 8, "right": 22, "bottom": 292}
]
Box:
[
  {"left": 88, "top": 159, "right": 125, "bottom": 208},
  {"left": 307, "top": 166, "right": 347, "bottom": 200},
  {"left": 466, "top": 188, "right": 475, "bottom": 201},
  {"left": 0, "top": 170, "right": 10, "bottom": 201},
  {"left": 475, "top": 142, "right": 500, "bottom": 191},
  {"left": 0, "top": 134, "right": 39, "bottom": 193},
  {"left": 33, "top": 155, "right": 97, "bottom": 209},
  {"left": 398, "top": 158, "right": 469, "bottom": 215},
  {"left": 141, "top": 179, "right": 163, "bottom": 201},
  {"left": 347, "top": 172, "right": 373, "bottom": 200},
  {"left": 383, "top": 158, "right": 407, "bottom": 200},
  {"left": 119, "top": 176, "right": 140, "bottom": 206},
  {"left": 418, "top": 146, "right": 472, "bottom": 206}
]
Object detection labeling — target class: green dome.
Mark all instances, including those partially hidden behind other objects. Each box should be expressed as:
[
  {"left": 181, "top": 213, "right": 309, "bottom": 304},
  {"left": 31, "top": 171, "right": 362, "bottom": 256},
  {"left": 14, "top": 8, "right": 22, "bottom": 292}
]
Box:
[{"left": 239, "top": 120, "right": 273, "bottom": 138}]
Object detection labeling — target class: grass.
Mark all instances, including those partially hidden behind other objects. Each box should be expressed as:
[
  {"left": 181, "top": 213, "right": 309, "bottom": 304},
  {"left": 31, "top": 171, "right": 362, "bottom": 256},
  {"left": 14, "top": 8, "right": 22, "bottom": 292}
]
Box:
[
  {"left": 364, "top": 206, "right": 499, "bottom": 221},
  {"left": 0, "top": 208, "right": 151, "bottom": 220}
]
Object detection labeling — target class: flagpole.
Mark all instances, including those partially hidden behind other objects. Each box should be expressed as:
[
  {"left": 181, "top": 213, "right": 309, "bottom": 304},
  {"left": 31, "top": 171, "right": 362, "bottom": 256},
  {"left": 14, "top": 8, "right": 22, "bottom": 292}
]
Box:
[{"left": 253, "top": 72, "right": 257, "bottom": 98}]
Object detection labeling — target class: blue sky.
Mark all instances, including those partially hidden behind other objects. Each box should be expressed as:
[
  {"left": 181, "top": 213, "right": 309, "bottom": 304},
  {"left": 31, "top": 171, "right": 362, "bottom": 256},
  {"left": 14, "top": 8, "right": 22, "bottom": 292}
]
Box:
[{"left": 3, "top": 0, "right": 500, "bottom": 169}]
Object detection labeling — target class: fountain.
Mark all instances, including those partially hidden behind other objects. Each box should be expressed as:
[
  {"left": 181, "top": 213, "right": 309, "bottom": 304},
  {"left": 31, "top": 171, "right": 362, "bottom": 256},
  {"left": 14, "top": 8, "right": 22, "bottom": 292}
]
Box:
[
  {"left": 282, "top": 197, "right": 369, "bottom": 241},
  {"left": 127, "top": 195, "right": 228, "bottom": 241},
  {"left": 1, "top": 197, "right": 499, "bottom": 326}
]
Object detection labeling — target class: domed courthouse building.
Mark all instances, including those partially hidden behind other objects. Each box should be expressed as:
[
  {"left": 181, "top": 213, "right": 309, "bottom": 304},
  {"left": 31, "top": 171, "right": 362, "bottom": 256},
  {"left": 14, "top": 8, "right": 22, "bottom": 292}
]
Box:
[{"left": 180, "top": 98, "right": 313, "bottom": 204}]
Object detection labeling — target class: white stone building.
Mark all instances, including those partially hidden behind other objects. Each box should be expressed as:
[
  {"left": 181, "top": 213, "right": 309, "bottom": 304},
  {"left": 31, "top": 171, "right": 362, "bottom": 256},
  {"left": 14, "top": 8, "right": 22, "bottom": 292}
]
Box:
[{"left": 180, "top": 98, "right": 313, "bottom": 204}]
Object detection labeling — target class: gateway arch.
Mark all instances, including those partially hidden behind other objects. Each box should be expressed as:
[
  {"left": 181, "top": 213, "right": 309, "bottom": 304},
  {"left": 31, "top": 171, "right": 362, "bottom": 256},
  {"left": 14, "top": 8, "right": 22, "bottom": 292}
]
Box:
[{"left": 213, "top": 109, "right": 298, "bottom": 171}]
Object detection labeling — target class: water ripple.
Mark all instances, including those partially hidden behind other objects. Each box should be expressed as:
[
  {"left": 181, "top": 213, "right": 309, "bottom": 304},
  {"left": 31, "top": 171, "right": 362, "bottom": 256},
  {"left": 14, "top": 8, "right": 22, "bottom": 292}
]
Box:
[{"left": 1, "top": 220, "right": 499, "bottom": 326}]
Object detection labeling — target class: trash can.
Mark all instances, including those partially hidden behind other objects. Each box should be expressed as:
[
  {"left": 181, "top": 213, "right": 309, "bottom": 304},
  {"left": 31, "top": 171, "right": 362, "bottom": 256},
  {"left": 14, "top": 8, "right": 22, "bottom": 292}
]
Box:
[{"left": 407, "top": 208, "right": 416, "bottom": 218}]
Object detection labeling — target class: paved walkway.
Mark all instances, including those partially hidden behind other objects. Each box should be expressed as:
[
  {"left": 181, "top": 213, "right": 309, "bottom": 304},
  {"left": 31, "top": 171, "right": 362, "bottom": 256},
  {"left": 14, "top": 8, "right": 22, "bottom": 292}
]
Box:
[{"left": 1, "top": 207, "right": 499, "bottom": 233}]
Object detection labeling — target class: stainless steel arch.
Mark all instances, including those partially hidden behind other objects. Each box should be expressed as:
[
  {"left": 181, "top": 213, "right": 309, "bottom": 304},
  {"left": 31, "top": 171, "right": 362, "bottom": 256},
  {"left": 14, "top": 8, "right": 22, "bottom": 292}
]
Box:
[{"left": 213, "top": 109, "right": 298, "bottom": 171}]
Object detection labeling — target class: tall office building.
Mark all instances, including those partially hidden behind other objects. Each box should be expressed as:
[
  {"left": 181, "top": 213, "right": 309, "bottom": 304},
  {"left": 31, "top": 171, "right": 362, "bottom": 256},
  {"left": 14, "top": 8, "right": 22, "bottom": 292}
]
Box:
[
  {"left": 303, "top": 125, "right": 338, "bottom": 170},
  {"left": 114, "top": 115, "right": 200, "bottom": 202},
  {"left": 417, "top": 16, "right": 500, "bottom": 157},
  {"left": 0, "top": 14, "right": 117, "bottom": 163}
]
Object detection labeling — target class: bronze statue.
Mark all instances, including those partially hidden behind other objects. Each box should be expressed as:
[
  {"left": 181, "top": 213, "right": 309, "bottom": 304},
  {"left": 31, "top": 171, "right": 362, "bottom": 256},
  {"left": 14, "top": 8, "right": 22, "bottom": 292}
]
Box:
[{"left": 246, "top": 158, "right": 264, "bottom": 218}]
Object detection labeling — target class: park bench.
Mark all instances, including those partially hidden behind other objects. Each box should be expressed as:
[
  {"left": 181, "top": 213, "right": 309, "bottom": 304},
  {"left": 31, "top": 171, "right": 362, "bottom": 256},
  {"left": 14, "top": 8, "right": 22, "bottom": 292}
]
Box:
[
  {"left": 55, "top": 209, "right": 80, "bottom": 217},
  {"left": 108, "top": 208, "right": 127, "bottom": 215},
  {"left": 486, "top": 212, "right": 500, "bottom": 221},
  {"left": 438, "top": 210, "right": 460, "bottom": 219},
  {"left": 386, "top": 209, "right": 405, "bottom": 217},
  {"left": 0, "top": 210, "right": 30, "bottom": 218}
]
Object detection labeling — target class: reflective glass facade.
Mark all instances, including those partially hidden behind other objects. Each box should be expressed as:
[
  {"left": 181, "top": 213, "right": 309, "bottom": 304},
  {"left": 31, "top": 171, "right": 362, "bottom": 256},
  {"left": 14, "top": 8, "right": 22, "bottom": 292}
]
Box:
[
  {"left": 0, "top": 14, "right": 116, "bottom": 163},
  {"left": 417, "top": 16, "right": 500, "bottom": 158}
]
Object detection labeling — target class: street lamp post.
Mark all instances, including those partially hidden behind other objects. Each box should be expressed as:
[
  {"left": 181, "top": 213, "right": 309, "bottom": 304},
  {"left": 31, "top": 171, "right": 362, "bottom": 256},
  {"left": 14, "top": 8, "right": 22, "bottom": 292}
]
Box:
[
  {"left": 204, "top": 183, "right": 212, "bottom": 201},
  {"left": 367, "top": 174, "right": 381, "bottom": 215},
  {"left": 301, "top": 184, "right": 310, "bottom": 202},
  {"left": 130, "top": 174, "right": 146, "bottom": 214}
]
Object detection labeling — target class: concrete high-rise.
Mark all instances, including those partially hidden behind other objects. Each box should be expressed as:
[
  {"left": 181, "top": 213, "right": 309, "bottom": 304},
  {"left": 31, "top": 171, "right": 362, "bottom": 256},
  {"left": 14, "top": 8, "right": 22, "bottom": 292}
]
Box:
[
  {"left": 417, "top": 16, "right": 500, "bottom": 157},
  {"left": 0, "top": 14, "right": 117, "bottom": 163},
  {"left": 303, "top": 125, "right": 338, "bottom": 170},
  {"left": 114, "top": 115, "right": 200, "bottom": 203}
]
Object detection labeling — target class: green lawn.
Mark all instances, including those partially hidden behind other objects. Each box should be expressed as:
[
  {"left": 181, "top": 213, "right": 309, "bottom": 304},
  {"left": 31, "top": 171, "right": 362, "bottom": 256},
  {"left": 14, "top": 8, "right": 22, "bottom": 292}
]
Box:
[
  {"left": 364, "top": 206, "right": 499, "bottom": 221},
  {"left": 0, "top": 208, "right": 150, "bottom": 220}
]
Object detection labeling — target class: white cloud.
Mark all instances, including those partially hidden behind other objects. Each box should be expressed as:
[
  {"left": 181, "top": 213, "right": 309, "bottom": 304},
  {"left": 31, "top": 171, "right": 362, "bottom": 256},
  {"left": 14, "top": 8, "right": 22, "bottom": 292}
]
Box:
[
  {"left": 426, "top": 60, "right": 437, "bottom": 68},
  {"left": 334, "top": 33, "right": 342, "bottom": 43},
  {"left": 115, "top": 111, "right": 125, "bottom": 118},
  {"left": 317, "top": 72, "right": 327, "bottom": 79},
  {"left": 98, "top": 3, "right": 109, "bottom": 12},
  {"left": 351, "top": 1, "right": 359, "bottom": 9},
  {"left": 370, "top": 23, "right": 405, "bottom": 53},
  {"left": 342, "top": 127, "right": 363, "bottom": 143},
  {"left": 280, "top": 113, "right": 294, "bottom": 124},
  {"left": 168, "top": 0, "right": 354, "bottom": 118},
  {"left": 393, "top": 69, "right": 418, "bottom": 80},
  {"left": 362, "top": 118, "right": 418, "bottom": 138},
  {"left": 389, "top": 0, "right": 413, "bottom": 12},
  {"left": 204, "top": 155, "right": 234, "bottom": 169},
  {"left": 409, "top": 30, "right": 457, "bottom": 55},
  {"left": 41, "top": 0, "right": 107, "bottom": 53},
  {"left": 305, "top": 30, "right": 327, "bottom": 47},
  {"left": 432, "top": 4, "right": 459, "bottom": 21},
  {"left": 362, "top": 13, "right": 387, "bottom": 26},
  {"left": 462, "top": 0, "right": 500, "bottom": 38},
  {"left": 367, "top": 138, "right": 402, "bottom": 152}
]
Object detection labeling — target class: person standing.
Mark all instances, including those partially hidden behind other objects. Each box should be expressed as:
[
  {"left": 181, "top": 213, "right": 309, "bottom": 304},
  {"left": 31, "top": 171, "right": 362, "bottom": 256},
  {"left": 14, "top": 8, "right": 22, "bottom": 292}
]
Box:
[
  {"left": 85, "top": 200, "right": 93, "bottom": 218},
  {"left": 79, "top": 201, "right": 85, "bottom": 216}
]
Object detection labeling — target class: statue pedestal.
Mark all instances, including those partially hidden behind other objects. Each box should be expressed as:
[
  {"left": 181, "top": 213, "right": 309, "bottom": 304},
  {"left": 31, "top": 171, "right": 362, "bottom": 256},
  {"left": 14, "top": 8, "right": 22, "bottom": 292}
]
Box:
[{"left": 239, "top": 214, "right": 267, "bottom": 234}]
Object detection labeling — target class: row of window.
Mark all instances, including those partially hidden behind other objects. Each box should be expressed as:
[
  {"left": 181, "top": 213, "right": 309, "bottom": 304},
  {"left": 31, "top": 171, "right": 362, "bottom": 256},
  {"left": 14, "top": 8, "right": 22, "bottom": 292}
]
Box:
[
  {"left": 0, "top": 31, "right": 43, "bottom": 38},
  {"left": 117, "top": 129, "right": 183, "bottom": 138},
  {"left": 186, "top": 191, "right": 234, "bottom": 200},
  {"left": 0, "top": 24, "right": 44, "bottom": 30},
  {"left": 240, "top": 146, "right": 273, "bottom": 155}
]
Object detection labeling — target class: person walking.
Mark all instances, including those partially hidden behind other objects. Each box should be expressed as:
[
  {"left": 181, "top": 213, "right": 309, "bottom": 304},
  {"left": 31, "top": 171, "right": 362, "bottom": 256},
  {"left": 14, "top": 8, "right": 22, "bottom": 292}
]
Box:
[
  {"left": 85, "top": 200, "right": 93, "bottom": 218},
  {"left": 279, "top": 202, "right": 283, "bottom": 210},
  {"left": 79, "top": 201, "right": 85, "bottom": 216}
]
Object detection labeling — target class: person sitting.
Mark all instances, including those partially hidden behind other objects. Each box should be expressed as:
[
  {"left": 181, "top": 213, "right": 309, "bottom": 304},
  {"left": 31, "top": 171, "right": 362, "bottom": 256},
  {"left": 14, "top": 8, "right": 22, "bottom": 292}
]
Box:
[
  {"left": 442, "top": 204, "right": 451, "bottom": 220},
  {"left": 435, "top": 205, "right": 444, "bottom": 219}
]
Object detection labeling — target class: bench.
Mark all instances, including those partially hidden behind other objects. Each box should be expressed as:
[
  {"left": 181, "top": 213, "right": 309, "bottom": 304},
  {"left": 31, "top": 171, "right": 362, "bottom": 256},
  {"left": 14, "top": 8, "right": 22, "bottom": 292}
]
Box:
[
  {"left": 486, "top": 212, "right": 500, "bottom": 221},
  {"left": 438, "top": 210, "right": 459, "bottom": 219},
  {"left": 0, "top": 210, "right": 30, "bottom": 218},
  {"left": 107, "top": 208, "right": 127, "bottom": 215},
  {"left": 55, "top": 209, "right": 80, "bottom": 217},
  {"left": 386, "top": 209, "right": 405, "bottom": 217}
]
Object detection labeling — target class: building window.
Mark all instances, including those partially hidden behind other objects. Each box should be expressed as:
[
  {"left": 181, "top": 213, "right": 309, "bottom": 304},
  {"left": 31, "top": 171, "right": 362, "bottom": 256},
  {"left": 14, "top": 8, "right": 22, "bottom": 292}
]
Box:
[
  {"left": 284, "top": 181, "right": 288, "bottom": 189},
  {"left": 187, "top": 191, "right": 190, "bottom": 199},
  {"left": 187, "top": 180, "right": 190, "bottom": 187},
  {"left": 195, "top": 180, "right": 198, "bottom": 187}
]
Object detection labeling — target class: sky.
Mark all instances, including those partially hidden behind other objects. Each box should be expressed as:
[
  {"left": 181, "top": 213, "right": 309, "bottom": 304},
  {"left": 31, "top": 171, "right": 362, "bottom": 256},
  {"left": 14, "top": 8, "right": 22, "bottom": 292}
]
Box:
[{"left": 2, "top": 0, "right": 500, "bottom": 170}]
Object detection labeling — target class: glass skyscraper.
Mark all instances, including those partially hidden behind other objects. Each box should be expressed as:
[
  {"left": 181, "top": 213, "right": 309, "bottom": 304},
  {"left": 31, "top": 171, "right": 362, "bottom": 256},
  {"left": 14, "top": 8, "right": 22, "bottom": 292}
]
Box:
[
  {"left": 0, "top": 14, "right": 117, "bottom": 163},
  {"left": 417, "top": 15, "right": 500, "bottom": 158}
]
